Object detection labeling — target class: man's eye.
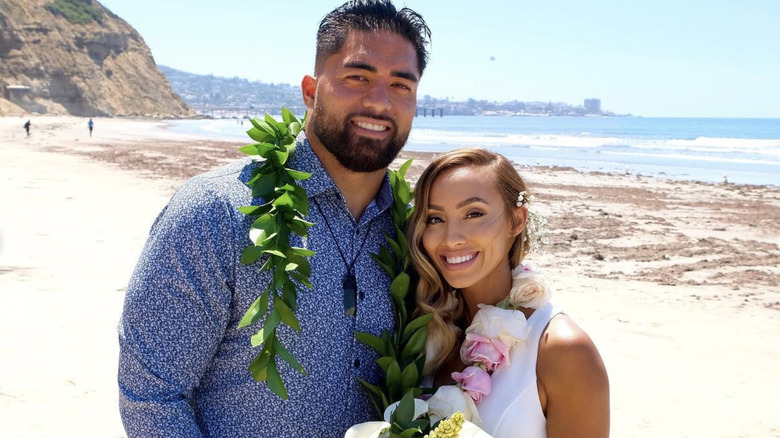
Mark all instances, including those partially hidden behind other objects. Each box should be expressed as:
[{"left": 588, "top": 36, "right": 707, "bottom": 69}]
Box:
[{"left": 393, "top": 83, "right": 412, "bottom": 91}]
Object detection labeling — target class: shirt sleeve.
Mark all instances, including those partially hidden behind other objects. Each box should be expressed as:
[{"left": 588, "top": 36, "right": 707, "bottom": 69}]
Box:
[{"left": 118, "top": 180, "right": 237, "bottom": 437}]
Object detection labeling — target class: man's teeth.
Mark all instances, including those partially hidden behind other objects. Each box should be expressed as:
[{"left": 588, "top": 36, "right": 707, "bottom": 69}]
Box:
[
  {"left": 446, "top": 253, "right": 475, "bottom": 264},
  {"left": 355, "top": 121, "right": 387, "bottom": 132}
]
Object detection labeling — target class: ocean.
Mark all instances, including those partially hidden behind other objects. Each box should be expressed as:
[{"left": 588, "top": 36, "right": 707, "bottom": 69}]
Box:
[{"left": 168, "top": 116, "right": 780, "bottom": 187}]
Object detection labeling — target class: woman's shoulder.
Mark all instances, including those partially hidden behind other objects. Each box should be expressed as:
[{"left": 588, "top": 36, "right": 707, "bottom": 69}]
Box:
[
  {"left": 539, "top": 314, "right": 604, "bottom": 372},
  {"left": 536, "top": 314, "right": 610, "bottom": 436},
  {"left": 537, "top": 314, "right": 609, "bottom": 411}
]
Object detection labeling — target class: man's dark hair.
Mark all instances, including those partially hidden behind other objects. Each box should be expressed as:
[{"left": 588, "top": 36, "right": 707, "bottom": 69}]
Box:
[{"left": 315, "top": 0, "right": 431, "bottom": 76}]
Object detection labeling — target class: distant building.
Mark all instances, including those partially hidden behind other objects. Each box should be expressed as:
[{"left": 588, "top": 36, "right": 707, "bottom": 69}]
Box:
[
  {"left": 4, "top": 85, "right": 32, "bottom": 101},
  {"left": 584, "top": 98, "right": 601, "bottom": 114}
]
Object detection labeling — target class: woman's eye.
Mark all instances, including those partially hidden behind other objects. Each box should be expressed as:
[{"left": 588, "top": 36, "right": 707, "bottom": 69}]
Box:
[
  {"left": 465, "top": 211, "right": 485, "bottom": 219},
  {"left": 426, "top": 216, "right": 443, "bottom": 225}
]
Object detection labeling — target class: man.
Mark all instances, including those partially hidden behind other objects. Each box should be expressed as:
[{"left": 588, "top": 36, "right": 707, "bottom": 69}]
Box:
[
  {"left": 23, "top": 119, "right": 30, "bottom": 137},
  {"left": 88, "top": 118, "right": 94, "bottom": 137},
  {"left": 117, "top": 1, "right": 431, "bottom": 437}
]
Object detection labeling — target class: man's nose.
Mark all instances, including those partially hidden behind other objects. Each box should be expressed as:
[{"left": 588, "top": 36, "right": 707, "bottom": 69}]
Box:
[{"left": 363, "top": 83, "right": 392, "bottom": 113}]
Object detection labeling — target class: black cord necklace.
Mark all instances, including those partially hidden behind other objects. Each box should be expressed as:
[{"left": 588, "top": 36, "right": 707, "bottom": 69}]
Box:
[{"left": 312, "top": 198, "right": 374, "bottom": 316}]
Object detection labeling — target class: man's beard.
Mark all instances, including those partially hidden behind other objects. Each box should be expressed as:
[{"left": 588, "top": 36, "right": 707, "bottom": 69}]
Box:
[{"left": 310, "top": 101, "right": 409, "bottom": 173}]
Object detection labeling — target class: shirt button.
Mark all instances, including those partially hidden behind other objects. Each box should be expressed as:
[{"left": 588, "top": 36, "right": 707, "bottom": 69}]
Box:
[{"left": 353, "top": 359, "right": 361, "bottom": 368}]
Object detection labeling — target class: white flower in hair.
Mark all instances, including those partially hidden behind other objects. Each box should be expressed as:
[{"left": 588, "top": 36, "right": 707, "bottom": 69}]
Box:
[
  {"left": 516, "top": 191, "right": 532, "bottom": 207},
  {"left": 515, "top": 190, "right": 547, "bottom": 253}
]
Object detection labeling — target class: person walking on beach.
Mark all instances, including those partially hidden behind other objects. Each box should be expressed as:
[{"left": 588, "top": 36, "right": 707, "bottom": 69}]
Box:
[
  {"left": 88, "top": 118, "right": 93, "bottom": 137},
  {"left": 23, "top": 120, "right": 30, "bottom": 137},
  {"left": 117, "top": 1, "right": 431, "bottom": 437}
]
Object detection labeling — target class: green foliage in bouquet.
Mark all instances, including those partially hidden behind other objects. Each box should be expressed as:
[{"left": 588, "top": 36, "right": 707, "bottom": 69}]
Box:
[
  {"left": 237, "top": 108, "right": 314, "bottom": 399},
  {"left": 356, "top": 160, "right": 435, "bottom": 419}
]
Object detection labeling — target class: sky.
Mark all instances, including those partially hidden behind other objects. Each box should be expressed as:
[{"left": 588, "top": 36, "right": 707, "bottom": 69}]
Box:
[{"left": 97, "top": 0, "right": 780, "bottom": 118}]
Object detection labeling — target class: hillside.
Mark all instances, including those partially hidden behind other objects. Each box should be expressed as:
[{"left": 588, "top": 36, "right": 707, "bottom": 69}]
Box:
[
  {"left": 0, "top": 0, "right": 192, "bottom": 117},
  {"left": 160, "top": 65, "right": 305, "bottom": 115}
]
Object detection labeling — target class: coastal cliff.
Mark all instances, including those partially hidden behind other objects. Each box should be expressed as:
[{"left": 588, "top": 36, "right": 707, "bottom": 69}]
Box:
[{"left": 0, "top": 0, "right": 193, "bottom": 117}]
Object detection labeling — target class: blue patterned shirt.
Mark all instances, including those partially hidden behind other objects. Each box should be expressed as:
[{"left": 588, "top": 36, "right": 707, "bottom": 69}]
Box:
[{"left": 118, "top": 134, "right": 396, "bottom": 437}]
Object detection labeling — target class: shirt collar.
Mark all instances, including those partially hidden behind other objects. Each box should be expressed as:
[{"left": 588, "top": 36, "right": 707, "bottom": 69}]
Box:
[{"left": 289, "top": 132, "right": 394, "bottom": 213}]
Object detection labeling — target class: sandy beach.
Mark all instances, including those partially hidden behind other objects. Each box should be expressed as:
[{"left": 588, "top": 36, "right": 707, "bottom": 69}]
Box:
[{"left": 1, "top": 116, "right": 779, "bottom": 437}]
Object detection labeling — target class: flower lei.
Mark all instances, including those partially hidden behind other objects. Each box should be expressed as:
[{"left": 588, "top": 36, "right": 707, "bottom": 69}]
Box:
[{"left": 449, "top": 263, "right": 552, "bottom": 410}]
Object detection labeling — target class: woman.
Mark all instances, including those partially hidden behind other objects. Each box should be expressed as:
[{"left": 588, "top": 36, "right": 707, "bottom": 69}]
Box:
[{"left": 408, "top": 149, "right": 609, "bottom": 438}]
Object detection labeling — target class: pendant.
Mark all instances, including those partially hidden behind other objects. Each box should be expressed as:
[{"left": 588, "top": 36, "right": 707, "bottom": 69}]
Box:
[{"left": 343, "top": 273, "right": 357, "bottom": 316}]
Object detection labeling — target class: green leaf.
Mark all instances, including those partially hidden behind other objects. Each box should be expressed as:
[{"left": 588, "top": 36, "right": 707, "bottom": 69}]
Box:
[
  {"left": 263, "top": 249, "right": 286, "bottom": 258},
  {"left": 400, "top": 362, "right": 419, "bottom": 390},
  {"left": 252, "top": 172, "right": 278, "bottom": 199},
  {"left": 390, "top": 272, "right": 410, "bottom": 302},
  {"left": 250, "top": 326, "right": 269, "bottom": 348},
  {"left": 273, "top": 192, "right": 294, "bottom": 209},
  {"left": 264, "top": 113, "right": 279, "bottom": 127},
  {"left": 289, "top": 121, "right": 302, "bottom": 137},
  {"left": 402, "top": 313, "right": 434, "bottom": 343},
  {"left": 391, "top": 390, "right": 415, "bottom": 426},
  {"left": 401, "top": 326, "right": 427, "bottom": 362},
  {"left": 292, "top": 247, "right": 315, "bottom": 257},
  {"left": 287, "top": 253, "right": 311, "bottom": 278},
  {"left": 281, "top": 107, "right": 296, "bottom": 125},
  {"left": 273, "top": 336, "right": 307, "bottom": 375},
  {"left": 250, "top": 118, "right": 277, "bottom": 136},
  {"left": 376, "top": 356, "right": 394, "bottom": 373},
  {"left": 386, "top": 360, "right": 402, "bottom": 401},
  {"left": 398, "top": 428, "right": 421, "bottom": 438},
  {"left": 249, "top": 214, "right": 277, "bottom": 244},
  {"left": 358, "top": 377, "right": 390, "bottom": 416},
  {"left": 290, "top": 271, "right": 314, "bottom": 289},
  {"left": 238, "top": 289, "right": 270, "bottom": 328},
  {"left": 397, "top": 159, "right": 413, "bottom": 179},
  {"left": 284, "top": 167, "right": 312, "bottom": 181},
  {"left": 265, "top": 360, "right": 289, "bottom": 399},
  {"left": 248, "top": 348, "right": 272, "bottom": 382},
  {"left": 240, "top": 245, "right": 265, "bottom": 265},
  {"left": 274, "top": 295, "right": 301, "bottom": 331},
  {"left": 273, "top": 148, "right": 289, "bottom": 166},
  {"left": 245, "top": 128, "right": 273, "bottom": 144},
  {"left": 282, "top": 282, "right": 298, "bottom": 312},
  {"left": 388, "top": 237, "right": 403, "bottom": 261},
  {"left": 355, "top": 331, "right": 387, "bottom": 355}
]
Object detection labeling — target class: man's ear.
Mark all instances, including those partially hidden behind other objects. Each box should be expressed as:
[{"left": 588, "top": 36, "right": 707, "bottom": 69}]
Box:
[
  {"left": 512, "top": 206, "right": 528, "bottom": 236},
  {"left": 301, "top": 75, "right": 317, "bottom": 109}
]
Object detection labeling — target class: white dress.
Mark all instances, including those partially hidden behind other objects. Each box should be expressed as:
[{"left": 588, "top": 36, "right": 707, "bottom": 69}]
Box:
[{"left": 476, "top": 302, "right": 560, "bottom": 438}]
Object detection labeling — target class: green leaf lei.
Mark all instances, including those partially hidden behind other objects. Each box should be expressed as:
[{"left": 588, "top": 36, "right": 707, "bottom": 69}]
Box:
[
  {"left": 237, "top": 108, "right": 313, "bottom": 399},
  {"left": 356, "top": 159, "right": 433, "bottom": 420}
]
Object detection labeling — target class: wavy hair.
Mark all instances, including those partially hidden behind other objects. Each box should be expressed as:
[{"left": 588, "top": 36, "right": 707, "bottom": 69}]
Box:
[{"left": 408, "top": 148, "right": 531, "bottom": 376}]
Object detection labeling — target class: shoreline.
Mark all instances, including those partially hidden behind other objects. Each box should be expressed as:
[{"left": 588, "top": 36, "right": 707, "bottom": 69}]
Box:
[{"left": 1, "top": 116, "right": 779, "bottom": 437}]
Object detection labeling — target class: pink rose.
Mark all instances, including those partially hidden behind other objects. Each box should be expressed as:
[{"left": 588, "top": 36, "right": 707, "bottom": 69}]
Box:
[
  {"left": 460, "top": 333, "right": 510, "bottom": 372},
  {"left": 452, "top": 366, "right": 492, "bottom": 404}
]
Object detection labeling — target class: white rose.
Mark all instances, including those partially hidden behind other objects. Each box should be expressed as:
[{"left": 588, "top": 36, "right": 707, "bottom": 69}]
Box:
[
  {"left": 508, "top": 264, "right": 551, "bottom": 309},
  {"left": 466, "top": 305, "right": 530, "bottom": 349},
  {"left": 427, "top": 385, "right": 482, "bottom": 426},
  {"left": 343, "top": 421, "right": 390, "bottom": 438}
]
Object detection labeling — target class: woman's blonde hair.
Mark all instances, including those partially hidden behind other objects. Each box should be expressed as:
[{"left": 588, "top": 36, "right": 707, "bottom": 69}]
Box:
[{"left": 408, "top": 148, "right": 531, "bottom": 375}]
